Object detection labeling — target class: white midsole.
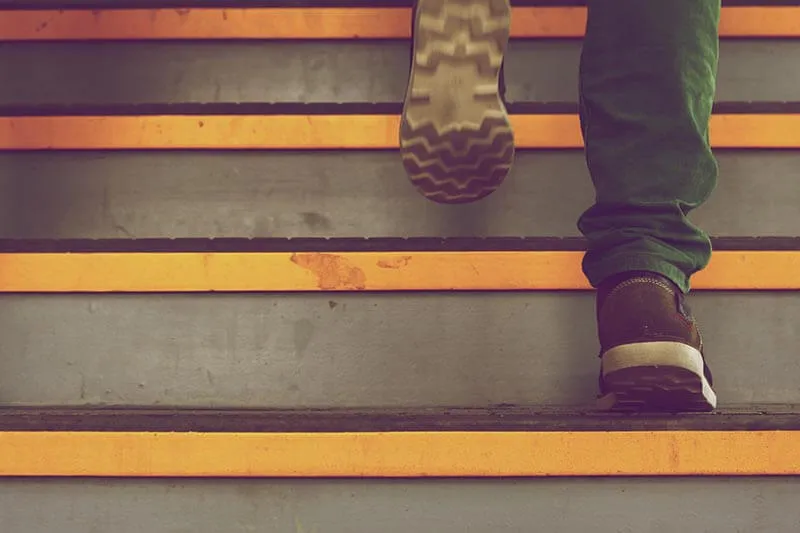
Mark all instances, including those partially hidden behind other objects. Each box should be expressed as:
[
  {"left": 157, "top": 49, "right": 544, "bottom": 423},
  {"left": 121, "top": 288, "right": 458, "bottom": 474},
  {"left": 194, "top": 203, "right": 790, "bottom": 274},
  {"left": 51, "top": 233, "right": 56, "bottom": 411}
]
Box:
[{"left": 601, "top": 341, "right": 705, "bottom": 377}]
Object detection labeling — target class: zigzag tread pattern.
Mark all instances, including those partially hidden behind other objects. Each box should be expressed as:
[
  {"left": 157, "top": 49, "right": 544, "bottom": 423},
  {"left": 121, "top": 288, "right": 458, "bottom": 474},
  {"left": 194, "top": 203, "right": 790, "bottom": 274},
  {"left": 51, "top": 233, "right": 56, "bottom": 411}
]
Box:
[
  {"left": 415, "top": 0, "right": 511, "bottom": 74},
  {"left": 601, "top": 366, "right": 715, "bottom": 413},
  {"left": 400, "top": 117, "right": 515, "bottom": 204},
  {"left": 401, "top": 0, "right": 513, "bottom": 204}
]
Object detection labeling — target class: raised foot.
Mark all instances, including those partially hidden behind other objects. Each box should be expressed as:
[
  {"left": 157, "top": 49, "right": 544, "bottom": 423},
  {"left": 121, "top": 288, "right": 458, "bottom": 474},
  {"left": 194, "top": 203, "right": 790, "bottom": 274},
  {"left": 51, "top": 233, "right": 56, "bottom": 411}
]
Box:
[{"left": 401, "top": 0, "right": 514, "bottom": 204}]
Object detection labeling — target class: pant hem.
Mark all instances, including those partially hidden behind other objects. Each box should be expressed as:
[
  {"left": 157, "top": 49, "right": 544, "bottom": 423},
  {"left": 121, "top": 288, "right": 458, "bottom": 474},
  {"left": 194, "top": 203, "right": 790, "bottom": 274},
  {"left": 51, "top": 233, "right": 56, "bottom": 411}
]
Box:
[{"left": 583, "top": 256, "right": 694, "bottom": 293}]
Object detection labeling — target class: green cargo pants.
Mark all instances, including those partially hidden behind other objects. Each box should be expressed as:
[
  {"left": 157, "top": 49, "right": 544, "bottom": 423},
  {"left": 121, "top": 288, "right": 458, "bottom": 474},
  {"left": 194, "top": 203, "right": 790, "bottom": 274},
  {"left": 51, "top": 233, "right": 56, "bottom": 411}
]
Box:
[{"left": 578, "top": 0, "right": 721, "bottom": 293}]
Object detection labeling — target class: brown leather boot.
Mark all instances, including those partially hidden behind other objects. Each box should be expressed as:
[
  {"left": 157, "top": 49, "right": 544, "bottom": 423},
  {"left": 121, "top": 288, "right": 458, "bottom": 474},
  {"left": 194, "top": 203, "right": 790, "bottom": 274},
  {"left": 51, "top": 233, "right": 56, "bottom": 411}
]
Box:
[{"left": 596, "top": 271, "right": 716, "bottom": 412}]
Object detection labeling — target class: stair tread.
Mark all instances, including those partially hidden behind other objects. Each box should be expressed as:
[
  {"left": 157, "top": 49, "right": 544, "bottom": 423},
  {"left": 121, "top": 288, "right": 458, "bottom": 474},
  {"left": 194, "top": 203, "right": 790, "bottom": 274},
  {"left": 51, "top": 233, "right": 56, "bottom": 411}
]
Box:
[
  {"left": 4, "top": 405, "right": 800, "bottom": 432},
  {"left": 0, "top": 236, "right": 797, "bottom": 252}
]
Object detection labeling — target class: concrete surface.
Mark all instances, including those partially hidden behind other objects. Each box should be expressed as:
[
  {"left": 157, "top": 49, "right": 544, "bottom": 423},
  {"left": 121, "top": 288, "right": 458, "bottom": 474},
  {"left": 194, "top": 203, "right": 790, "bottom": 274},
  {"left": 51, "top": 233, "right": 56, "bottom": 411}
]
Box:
[
  {"left": 0, "top": 41, "right": 797, "bottom": 105},
  {"left": 2, "top": 478, "right": 799, "bottom": 533},
  {"left": 1, "top": 292, "right": 797, "bottom": 407},
  {"left": 0, "top": 9, "right": 797, "bottom": 533},
  {"left": 0, "top": 151, "right": 796, "bottom": 239}
]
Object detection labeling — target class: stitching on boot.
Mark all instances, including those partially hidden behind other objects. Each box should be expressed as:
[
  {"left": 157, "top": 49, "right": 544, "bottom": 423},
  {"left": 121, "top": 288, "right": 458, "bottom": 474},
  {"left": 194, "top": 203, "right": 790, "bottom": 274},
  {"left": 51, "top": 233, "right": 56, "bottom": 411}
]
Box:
[{"left": 605, "top": 277, "right": 674, "bottom": 302}]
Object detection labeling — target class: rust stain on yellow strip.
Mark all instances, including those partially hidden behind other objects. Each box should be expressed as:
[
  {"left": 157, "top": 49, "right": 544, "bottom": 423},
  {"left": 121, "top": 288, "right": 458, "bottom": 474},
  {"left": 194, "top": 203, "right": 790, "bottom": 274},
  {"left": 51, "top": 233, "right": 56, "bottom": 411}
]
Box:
[
  {"left": 290, "top": 253, "right": 367, "bottom": 291},
  {"left": 0, "top": 251, "right": 797, "bottom": 293},
  {"left": 0, "top": 115, "right": 796, "bottom": 150},
  {"left": 1, "top": 431, "right": 799, "bottom": 477},
  {"left": 0, "top": 7, "right": 795, "bottom": 40}
]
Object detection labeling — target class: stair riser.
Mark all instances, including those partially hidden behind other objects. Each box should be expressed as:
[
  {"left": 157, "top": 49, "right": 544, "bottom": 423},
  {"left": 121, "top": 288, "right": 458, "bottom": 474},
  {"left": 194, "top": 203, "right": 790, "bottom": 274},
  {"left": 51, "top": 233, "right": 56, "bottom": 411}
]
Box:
[
  {"left": 1, "top": 292, "right": 797, "bottom": 406},
  {"left": 0, "top": 152, "right": 797, "bottom": 239},
  {"left": 2, "top": 478, "right": 799, "bottom": 533},
  {"left": 0, "top": 41, "right": 798, "bottom": 105}
]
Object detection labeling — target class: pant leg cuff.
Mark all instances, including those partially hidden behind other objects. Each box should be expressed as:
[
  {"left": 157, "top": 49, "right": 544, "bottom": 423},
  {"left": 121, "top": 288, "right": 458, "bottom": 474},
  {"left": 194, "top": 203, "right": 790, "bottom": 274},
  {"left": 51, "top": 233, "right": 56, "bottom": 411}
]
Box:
[{"left": 583, "top": 255, "right": 692, "bottom": 293}]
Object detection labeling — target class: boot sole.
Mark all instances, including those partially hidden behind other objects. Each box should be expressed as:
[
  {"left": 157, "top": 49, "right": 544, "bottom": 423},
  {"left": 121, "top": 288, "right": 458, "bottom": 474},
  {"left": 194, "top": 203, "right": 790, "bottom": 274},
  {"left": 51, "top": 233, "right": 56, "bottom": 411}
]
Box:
[
  {"left": 400, "top": 0, "right": 515, "bottom": 204},
  {"left": 599, "top": 341, "right": 717, "bottom": 413}
]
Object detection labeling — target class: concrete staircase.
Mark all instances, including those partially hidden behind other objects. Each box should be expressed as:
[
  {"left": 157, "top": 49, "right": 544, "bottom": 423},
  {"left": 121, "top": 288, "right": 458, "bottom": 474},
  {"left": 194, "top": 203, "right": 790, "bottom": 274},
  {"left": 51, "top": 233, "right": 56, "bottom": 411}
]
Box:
[{"left": 0, "top": 1, "right": 799, "bottom": 531}]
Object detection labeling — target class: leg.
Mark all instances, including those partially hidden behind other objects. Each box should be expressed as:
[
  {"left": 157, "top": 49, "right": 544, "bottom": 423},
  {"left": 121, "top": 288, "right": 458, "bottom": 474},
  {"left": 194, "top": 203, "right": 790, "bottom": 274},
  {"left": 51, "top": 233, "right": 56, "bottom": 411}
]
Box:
[
  {"left": 578, "top": 0, "right": 721, "bottom": 411},
  {"left": 400, "top": 0, "right": 514, "bottom": 204}
]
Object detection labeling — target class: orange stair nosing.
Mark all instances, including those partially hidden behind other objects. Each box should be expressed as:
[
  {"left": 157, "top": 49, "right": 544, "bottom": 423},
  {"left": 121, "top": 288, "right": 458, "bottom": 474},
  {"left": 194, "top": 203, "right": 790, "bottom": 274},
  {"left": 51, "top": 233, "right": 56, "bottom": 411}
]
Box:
[
  {"left": 2, "top": 430, "right": 799, "bottom": 477},
  {"left": 0, "top": 7, "right": 796, "bottom": 41},
  {"left": 0, "top": 114, "right": 797, "bottom": 150},
  {"left": 1, "top": 251, "right": 798, "bottom": 292}
]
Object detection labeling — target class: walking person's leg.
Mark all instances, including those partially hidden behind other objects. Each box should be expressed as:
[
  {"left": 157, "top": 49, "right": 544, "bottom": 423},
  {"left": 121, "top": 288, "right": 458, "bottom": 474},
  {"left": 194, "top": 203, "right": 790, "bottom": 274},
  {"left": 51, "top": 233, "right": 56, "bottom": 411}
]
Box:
[{"left": 578, "top": 0, "right": 721, "bottom": 411}]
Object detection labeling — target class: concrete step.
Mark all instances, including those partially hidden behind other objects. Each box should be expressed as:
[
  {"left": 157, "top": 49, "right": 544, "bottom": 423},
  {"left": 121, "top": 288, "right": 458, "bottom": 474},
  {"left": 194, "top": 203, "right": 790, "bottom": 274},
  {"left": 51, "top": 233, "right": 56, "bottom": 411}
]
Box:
[
  {"left": 1, "top": 292, "right": 797, "bottom": 407},
  {"left": 1, "top": 407, "right": 799, "bottom": 531},
  {"left": 1, "top": 152, "right": 798, "bottom": 239},
  {"left": 0, "top": 4, "right": 797, "bottom": 531},
  {"left": 0, "top": 478, "right": 800, "bottom": 533},
  {"left": 4, "top": 476, "right": 800, "bottom": 533},
  {"left": 0, "top": 40, "right": 797, "bottom": 107},
  {"left": 4, "top": 406, "right": 800, "bottom": 431},
  {"left": 0, "top": 5, "right": 794, "bottom": 412},
  {"left": 2, "top": 407, "right": 799, "bottom": 476}
]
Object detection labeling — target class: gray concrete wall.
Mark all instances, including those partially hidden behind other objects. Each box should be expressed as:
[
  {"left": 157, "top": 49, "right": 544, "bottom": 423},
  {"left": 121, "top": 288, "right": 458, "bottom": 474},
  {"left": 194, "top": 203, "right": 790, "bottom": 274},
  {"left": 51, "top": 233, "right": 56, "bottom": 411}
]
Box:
[
  {"left": 1, "top": 292, "right": 797, "bottom": 407},
  {"left": 0, "top": 41, "right": 797, "bottom": 105},
  {"left": 0, "top": 152, "right": 796, "bottom": 239},
  {"left": 2, "top": 478, "right": 800, "bottom": 533}
]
